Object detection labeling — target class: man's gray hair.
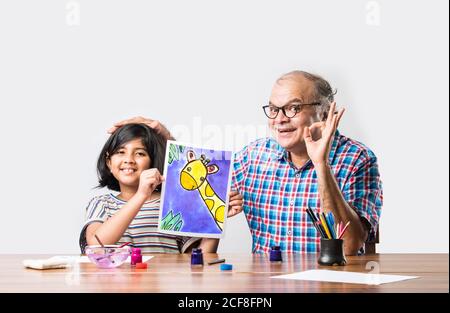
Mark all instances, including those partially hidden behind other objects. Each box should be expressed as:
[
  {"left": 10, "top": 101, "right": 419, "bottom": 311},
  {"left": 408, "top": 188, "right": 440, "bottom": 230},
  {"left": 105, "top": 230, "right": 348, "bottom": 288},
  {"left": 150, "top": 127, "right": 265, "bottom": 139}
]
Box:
[{"left": 278, "top": 70, "right": 337, "bottom": 120}]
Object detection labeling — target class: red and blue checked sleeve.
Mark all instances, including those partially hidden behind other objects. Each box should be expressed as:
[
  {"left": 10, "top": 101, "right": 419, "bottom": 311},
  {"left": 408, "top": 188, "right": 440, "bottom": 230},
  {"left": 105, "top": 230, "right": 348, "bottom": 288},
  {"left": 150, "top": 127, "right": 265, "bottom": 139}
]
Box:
[
  {"left": 231, "top": 145, "right": 250, "bottom": 194},
  {"left": 342, "top": 153, "right": 383, "bottom": 238}
]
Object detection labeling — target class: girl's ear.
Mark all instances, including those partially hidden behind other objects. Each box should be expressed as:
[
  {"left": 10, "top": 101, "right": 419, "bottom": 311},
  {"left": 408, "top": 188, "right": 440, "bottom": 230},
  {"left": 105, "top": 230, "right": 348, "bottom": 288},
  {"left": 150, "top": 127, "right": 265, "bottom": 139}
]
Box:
[
  {"left": 207, "top": 164, "right": 219, "bottom": 174},
  {"left": 187, "top": 150, "right": 196, "bottom": 162},
  {"left": 106, "top": 155, "right": 112, "bottom": 172}
]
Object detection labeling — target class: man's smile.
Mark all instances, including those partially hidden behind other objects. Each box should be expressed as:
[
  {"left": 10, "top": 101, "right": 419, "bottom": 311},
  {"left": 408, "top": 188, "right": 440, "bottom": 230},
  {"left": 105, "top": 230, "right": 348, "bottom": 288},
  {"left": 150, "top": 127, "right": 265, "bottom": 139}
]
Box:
[{"left": 274, "top": 125, "right": 296, "bottom": 134}]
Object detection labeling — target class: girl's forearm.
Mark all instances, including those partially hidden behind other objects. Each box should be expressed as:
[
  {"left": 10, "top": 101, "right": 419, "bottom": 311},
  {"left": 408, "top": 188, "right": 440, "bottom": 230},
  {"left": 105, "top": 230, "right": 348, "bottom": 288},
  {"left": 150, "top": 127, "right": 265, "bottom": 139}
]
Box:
[
  {"left": 198, "top": 238, "right": 219, "bottom": 253},
  {"left": 88, "top": 193, "right": 147, "bottom": 245}
]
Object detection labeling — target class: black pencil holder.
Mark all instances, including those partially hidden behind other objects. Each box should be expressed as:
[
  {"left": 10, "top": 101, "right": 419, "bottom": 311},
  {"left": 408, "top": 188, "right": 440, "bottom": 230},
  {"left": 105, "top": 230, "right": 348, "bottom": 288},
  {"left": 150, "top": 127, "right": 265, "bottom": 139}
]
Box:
[{"left": 318, "top": 238, "right": 347, "bottom": 266}]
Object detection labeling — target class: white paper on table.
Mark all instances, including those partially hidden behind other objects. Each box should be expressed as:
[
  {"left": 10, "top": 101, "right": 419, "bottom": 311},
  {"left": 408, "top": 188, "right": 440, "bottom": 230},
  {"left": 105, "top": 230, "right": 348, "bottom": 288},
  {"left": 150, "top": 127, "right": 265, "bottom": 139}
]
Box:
[
  {"left": 271, "top": 270, "right": 418, "bottom": 285},
  {"left": 52, "top": 256, "right": 154, "bottom": 264}
]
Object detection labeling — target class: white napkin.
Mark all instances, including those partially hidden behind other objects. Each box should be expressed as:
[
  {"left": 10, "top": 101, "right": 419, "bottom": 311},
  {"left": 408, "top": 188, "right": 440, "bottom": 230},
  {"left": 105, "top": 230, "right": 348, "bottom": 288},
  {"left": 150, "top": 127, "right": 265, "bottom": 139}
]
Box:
[
  {"left": 23, "top": 255, "right": 154, "bottom": 269},
  {"left": 23, "top": 256, "right": 75, "bottom": 270}
]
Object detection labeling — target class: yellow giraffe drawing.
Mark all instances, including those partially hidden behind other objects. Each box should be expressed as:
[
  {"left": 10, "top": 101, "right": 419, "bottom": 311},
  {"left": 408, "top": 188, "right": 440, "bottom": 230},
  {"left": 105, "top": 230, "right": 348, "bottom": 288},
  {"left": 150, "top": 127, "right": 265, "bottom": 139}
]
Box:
[{"left": 180, "top": 150, "right": 225, "bottom": 230}]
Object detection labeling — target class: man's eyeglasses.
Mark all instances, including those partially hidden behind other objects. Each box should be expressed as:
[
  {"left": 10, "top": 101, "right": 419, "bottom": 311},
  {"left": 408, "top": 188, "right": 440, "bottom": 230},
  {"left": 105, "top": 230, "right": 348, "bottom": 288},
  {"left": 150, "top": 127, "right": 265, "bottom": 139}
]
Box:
[{"left": 262, "top": 102, "right": 321, "bottom": 119}]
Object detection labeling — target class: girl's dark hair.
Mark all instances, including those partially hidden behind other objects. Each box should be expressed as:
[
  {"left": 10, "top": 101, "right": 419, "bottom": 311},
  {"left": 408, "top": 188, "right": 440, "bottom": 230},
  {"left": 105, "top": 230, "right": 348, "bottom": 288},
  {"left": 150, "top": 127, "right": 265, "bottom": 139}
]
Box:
[{"left": 96, "top": 123, "right": 166, "bottom": 192}]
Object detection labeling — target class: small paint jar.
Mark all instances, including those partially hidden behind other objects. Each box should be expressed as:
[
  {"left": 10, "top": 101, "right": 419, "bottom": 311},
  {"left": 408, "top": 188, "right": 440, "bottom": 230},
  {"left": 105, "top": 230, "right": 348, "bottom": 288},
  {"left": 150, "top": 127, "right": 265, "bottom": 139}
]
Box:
[
  {"left": 131, "top": 248, "right": 142, "bottom": 266},
  {"left": 270, "top": 246, "right": 282, "bottom": 262},
  {"left": 191, "top": 248, "right": 204, "bottom": 268}
]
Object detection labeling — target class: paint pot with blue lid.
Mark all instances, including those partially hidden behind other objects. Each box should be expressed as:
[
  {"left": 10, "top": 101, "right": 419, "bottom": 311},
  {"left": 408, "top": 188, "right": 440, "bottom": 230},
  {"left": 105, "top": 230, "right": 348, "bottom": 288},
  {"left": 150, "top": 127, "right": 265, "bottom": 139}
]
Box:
[
  {"left": 220, "top": 263, "right": 233, "bottom": 271},
  {"left": 270, "top": 246, "right": 282, "bottom": 262},
  {"left": 191, "top": 248, "right": 204, "bottom": 268}
]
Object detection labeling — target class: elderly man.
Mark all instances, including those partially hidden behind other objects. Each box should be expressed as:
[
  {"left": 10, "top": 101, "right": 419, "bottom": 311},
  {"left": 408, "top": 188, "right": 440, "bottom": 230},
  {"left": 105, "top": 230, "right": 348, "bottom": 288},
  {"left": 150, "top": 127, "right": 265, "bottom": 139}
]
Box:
[{"left": 110, "top": 70, "right": 382, "bottom": 255}]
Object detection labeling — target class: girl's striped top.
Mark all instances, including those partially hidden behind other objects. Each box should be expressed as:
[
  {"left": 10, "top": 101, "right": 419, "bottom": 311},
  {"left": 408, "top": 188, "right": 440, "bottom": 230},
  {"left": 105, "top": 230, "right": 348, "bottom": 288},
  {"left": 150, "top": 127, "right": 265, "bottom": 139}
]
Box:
[{"left": 79, "top": 193, "right": 200, "bottom": 254}]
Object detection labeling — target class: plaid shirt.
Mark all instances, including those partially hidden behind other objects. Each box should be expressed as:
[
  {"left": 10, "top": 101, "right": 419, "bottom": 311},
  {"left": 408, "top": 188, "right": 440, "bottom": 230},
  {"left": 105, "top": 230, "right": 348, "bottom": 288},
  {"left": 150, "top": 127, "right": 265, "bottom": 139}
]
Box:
[{"left": 232, "top": 131, "right": 382, "bottom": 254}]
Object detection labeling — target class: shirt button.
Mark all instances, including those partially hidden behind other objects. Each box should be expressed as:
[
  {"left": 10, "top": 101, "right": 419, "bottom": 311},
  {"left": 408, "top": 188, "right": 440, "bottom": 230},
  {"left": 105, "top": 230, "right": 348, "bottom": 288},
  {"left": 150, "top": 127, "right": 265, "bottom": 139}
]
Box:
[
  {"left": 288, "top": 230, "right": 292, "bottom": 235},
  {"left": 295, "top": 173, "right": 300, "bottom": 178},
  {"left": 290, "top": 201, "right": 294, "bottom": 206}
]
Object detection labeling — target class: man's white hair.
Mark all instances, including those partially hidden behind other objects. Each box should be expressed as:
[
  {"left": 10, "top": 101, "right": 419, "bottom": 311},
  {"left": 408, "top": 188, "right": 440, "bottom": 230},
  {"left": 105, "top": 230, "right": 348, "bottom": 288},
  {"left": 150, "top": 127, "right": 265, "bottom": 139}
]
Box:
[{"left": 278, "top": 70, "right": 337, "bottom": 121}]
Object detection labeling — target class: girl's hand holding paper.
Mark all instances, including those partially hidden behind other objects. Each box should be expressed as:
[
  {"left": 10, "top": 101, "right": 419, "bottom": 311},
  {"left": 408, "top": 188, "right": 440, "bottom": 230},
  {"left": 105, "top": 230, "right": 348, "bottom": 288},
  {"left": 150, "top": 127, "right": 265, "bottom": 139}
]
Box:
[{"left": 137, "top": 168, "right": 165, "bottom": 197}]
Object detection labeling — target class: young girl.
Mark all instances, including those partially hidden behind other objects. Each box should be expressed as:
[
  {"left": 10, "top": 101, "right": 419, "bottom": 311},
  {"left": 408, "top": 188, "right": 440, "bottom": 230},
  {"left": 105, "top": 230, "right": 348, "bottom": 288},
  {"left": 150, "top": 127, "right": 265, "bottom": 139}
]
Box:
[{"left": 79, "top": 123, "right": 218, "bottom": 254}]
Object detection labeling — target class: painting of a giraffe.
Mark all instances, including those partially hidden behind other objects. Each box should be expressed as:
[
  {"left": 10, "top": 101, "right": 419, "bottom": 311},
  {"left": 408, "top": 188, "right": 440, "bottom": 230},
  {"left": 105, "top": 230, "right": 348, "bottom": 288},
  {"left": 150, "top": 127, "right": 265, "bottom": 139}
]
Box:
[
  {"left": 179, "top": 150, "right": 225, "bottom": 230},
  {"left": 159, "top": 141, "right": 232, "bottom": 237}
]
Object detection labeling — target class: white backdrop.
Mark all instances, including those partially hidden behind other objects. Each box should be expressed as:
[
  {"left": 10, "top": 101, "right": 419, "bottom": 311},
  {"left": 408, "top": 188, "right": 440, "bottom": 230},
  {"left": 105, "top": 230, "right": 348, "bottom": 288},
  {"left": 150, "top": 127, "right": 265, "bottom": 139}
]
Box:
[{"left": 0, "top": 0, "right": 448, "bottom": 254}]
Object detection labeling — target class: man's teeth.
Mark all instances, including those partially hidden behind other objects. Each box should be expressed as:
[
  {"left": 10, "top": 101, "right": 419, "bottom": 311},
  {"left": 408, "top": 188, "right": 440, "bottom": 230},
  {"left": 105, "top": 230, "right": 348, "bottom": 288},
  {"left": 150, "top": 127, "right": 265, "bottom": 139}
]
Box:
[
  {"left": 274, "top": 126, "right": 295, "bottom": 133},
  {"left": 277, "top": 128, "right": 294, "bottom": 133}
]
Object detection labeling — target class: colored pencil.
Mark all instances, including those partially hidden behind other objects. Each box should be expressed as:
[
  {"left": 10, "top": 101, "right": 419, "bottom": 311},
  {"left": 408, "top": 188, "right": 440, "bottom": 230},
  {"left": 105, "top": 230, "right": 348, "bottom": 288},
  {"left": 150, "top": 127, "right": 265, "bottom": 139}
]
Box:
[
  {"left": 326, "top": 213, "right": 336, "bottom": 239},
  {"left": 319, "top": 213, "right": 332, "bottom": 239},
  {"left": 306, "top": 207, "right": 326, "bottom": 238},
  {"left": 338, "top": 221, "right": 351, "bottom": 239}
]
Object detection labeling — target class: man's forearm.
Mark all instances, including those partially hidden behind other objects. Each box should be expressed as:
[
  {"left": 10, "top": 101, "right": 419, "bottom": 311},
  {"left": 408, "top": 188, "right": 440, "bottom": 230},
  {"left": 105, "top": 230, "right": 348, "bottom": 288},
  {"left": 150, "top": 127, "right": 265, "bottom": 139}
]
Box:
[{"left": 315, "top": 163, "right": 368, "bottom": 255}]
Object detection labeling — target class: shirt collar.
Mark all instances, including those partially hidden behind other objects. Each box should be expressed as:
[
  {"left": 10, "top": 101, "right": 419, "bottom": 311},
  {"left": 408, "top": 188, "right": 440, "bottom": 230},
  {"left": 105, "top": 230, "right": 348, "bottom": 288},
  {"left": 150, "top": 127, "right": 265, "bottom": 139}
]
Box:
[{"left": 269, "top": 139, "right": 286, "bottom": 160}]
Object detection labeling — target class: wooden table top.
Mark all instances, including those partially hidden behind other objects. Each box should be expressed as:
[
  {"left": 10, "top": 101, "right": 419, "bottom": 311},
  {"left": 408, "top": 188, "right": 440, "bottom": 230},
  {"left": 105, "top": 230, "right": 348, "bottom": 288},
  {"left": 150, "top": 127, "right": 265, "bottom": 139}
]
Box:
[{"left": 1, "top": 253, "right": 448, "bottom": 293}]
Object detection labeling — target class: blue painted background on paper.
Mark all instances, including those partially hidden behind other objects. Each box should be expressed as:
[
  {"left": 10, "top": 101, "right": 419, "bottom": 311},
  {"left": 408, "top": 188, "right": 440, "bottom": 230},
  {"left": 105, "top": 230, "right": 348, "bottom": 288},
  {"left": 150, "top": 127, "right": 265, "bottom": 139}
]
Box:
[{"left": 160, "top": 144, "right": 232, "bottom": 235}]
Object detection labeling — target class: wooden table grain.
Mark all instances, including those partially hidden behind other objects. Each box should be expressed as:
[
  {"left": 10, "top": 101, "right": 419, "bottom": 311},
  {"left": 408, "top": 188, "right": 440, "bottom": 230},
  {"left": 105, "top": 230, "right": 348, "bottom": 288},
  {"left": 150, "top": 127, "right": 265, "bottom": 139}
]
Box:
[{"left": 1, "top": 253, "right": 448, "bottom": 293}]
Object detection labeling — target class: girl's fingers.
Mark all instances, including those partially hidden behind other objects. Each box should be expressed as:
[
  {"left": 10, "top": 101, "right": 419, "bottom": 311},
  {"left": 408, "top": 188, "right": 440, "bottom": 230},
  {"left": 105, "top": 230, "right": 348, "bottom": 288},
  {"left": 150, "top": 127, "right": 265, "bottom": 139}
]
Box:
[
  {"left": 143, "top": 168, "right": 162, "bottom": 177},
  {"left": 143, "top": 174, "right": 163, "bottom": 185}
]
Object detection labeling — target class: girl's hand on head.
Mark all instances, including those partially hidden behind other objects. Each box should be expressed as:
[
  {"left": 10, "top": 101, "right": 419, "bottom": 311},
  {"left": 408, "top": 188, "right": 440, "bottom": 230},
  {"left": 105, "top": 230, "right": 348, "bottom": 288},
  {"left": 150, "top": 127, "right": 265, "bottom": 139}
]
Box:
[{"left": 137, "top": 168, "right": 165, "bottom": 198}]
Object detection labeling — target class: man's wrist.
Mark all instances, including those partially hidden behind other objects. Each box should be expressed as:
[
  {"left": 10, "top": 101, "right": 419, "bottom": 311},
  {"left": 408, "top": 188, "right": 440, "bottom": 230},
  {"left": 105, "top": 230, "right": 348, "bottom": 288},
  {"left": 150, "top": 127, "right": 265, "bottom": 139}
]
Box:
[{"left": 313, "top": 161, "right": 331, "bottom": 173}]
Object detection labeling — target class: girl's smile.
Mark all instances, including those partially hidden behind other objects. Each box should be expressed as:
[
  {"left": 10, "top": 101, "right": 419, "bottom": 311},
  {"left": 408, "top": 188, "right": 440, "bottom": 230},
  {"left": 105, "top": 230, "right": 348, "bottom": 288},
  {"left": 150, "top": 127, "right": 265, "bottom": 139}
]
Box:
[
  {"left": 119, "top": 167, "right": 138, "bottom": 175},
  {"left": 107, "top": 138, "right": 151, "bottom": 188}
]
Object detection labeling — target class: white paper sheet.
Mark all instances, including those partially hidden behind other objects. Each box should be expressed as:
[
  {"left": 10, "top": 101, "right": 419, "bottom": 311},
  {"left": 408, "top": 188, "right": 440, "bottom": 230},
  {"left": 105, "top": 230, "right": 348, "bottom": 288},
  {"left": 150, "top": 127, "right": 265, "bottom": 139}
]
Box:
[{"left": 271, "top": 270, "right": 418, "bottom": 285}]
